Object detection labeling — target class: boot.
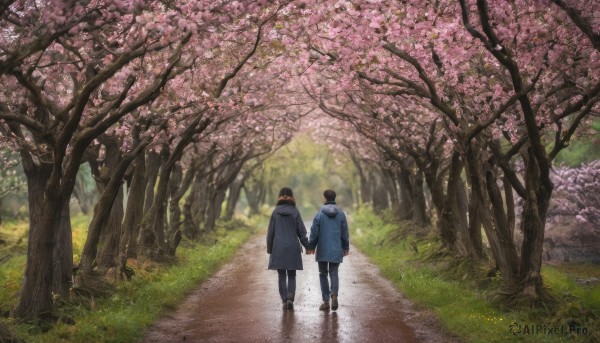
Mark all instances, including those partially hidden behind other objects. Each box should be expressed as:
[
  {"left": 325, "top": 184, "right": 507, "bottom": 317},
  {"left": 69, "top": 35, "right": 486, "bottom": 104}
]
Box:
[
  {"left": 331, "top": 293, "right": 338, "bottom": 311},
  {"left": 319, "top": 302, "right": 330, "bottom": 311}
]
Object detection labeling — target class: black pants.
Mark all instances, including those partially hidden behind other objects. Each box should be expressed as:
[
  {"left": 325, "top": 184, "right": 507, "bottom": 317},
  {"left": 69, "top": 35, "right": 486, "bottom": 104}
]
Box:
[{"left": 277, "top": 269, "right": 296, "bottom": 301}]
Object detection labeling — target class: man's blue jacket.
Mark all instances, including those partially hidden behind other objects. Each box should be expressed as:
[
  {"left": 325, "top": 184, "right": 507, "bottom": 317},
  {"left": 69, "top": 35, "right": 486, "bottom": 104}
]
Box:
[{"left": 309, "top": 203, "right": 350, "bottom": 263}]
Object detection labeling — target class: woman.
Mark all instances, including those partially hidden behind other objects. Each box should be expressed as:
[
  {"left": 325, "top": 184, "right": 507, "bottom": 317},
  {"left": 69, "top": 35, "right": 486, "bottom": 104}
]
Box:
[{"left": 266, "top": 187, "right": 310, "bottom": 310}]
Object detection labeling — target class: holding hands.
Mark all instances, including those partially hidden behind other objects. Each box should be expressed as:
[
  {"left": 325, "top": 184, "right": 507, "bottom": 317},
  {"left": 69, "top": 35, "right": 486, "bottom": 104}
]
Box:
[{"left": 304, "top": 249, "right": 348, "bottom": 256}]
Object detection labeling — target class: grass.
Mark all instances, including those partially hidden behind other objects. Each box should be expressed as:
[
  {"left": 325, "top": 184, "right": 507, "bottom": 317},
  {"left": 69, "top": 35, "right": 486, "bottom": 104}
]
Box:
[
  {"left": 350, "top": 207, "right": 600, "bottom": 343},
  {"left": 0, "top": 219, "right": 31, "bottom": 311},
  {"left": 0, "top": 215, "right": 258, "bottom": 343}
]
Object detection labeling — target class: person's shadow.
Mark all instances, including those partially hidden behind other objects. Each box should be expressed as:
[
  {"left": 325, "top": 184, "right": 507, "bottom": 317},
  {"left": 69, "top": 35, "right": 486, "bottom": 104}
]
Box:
[
  {"left": 320, "top": 311, "right": 339, "bottom": 341},
  {"left": 281, "top": 309, "right": 296, "bottom": 341}
]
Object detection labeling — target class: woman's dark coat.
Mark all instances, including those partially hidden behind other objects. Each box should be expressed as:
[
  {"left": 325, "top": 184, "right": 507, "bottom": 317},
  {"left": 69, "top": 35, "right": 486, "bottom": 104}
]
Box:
[{"left": 267, "top": 203, "right": 310, "bottom": 270}]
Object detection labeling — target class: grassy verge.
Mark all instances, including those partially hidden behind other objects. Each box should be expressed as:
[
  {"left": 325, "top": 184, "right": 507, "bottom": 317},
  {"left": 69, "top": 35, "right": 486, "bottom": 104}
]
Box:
[
  {"left": 350, "top": 207, "right": 599, "bottom": 343},
  {"left": 0, "top": 215, "right": 258, "bottom": 343}
]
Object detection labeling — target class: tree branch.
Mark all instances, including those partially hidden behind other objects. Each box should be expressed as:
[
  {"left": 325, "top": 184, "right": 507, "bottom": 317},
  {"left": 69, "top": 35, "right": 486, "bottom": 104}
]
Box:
[
  {"left": 382, "top": 42, "right": 460, "bottom": 125},
  {"left": 551, "top": 0, "right": 600, "bottom": 51},
  {"left": 0, "top": 103, "right": 46, "bottom": 134},
  {"left": 213, "top": 11, "right": 277, "bottom": 98}
]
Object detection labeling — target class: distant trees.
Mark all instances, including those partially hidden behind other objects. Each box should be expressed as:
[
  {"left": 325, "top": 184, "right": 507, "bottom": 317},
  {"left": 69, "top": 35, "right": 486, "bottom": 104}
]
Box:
[{"left": 552, "top": 161, "right": 600, "bottom": 228}]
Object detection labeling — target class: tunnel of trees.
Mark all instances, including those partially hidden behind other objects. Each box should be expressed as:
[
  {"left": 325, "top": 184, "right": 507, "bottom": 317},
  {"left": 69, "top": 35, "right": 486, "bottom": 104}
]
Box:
[{"left": 0, "top": 0, "right": 599, "bottom": 321}]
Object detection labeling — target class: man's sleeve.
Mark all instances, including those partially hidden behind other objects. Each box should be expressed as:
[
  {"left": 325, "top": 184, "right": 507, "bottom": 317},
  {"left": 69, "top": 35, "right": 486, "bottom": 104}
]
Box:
[
  {"left": 308, "top": 212, "right": 320, "bottom": 250},
  {"left": 341, "top": 213, "right": 350, "bottom": 251},
  {"left": 266, "top": 214, "right": 275, "bottom": 254}
]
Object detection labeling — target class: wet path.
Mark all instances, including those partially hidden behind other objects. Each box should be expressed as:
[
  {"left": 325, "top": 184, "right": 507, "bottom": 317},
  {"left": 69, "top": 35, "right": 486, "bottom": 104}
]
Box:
[{"left": 142, "top": 234, "right": 458, "bottom": 342}]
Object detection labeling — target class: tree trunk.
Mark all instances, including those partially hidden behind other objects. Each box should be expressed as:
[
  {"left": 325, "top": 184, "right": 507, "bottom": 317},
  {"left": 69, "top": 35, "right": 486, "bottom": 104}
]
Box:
[
  {"left": 96, "top": 185, "right": 124, "bottom": 270},
  {"left": 412, "top": 169, "right": 430, "bottom": 227},
  {"left": 351, "top": 156, "right": 370, "bottom": 206},
  {"left": 16, "top": 192, "right": 66, "bottom": 320},
  {"left": 120, "top": 152, "right": 146, "bottom": 260},
  {"left": 485, "top": 160, "right": 522, "bottom": 283},
  {"left": 79, "top": 136, "right": 149, "bottom": 274},
  {"left": 467, "top": 177, "right": 484, "bottom": 259},
  {"left": 79, "top": 177, "right": 121, "bottom": 274},
  {"left": 397, "top": 166, "right": 414, "bottom": 221},
  {"left": 257, "top": 182, "right": 267, "bottom": 209},
  {"left": 138, "top": 146, "right": 171, "bottom": 257},
  {"left": 167, "top": 164, "right": 193, "bottom": 255},
  {"left": 465, "top": 145, "right": 519, "bottom": 288},
  {"left": 244, "top": 180, "right": 263, "bottom": 216},
  {"left": 14, "top": 128, "right": 99, "bottom": 318},
  {"left": 203, "top": 189, "right": 226, "bottom": 233},
  {"left": 370, "top": 168, "right": 388, "bottom": 213},
  {"left": 224, "top": 176, "right": 244, "bottom": 221},
  {"left": 153, "top": 190, "right": 168, "bottom": 253},
  {"left": 193, "top": 176, "right": 211, "bottom": 232},
  {"left": 143, "top": 151, "right": 161, "bottom": 216},
  {"left": 138, "top": 161, "right": 173, "bottom": 256},
  {"left": 518, "top": 147, "right": 552, "bottom": 302},
  {"left": 383, "top": 168, "right": 400, "bottom": 214},
  {"left": 182, "top": 173, "right": 200, "bottom": 239},
  {"left": 52, "top": 205, "right": 73, "bottom": 298},
  {"left": 421, "top": 159, "right": 444, "bottom": 220},
  {"left": 139, "top": 117, "right": 210, "bottom": 258},
  {"left": 14, "top": 162, "right": 55, "bottom": 320},
  {"left": 439, "top": 151, "right": 461, "bottom": 252},
  {"left": 453, "top": 178, "right": 472, "bottom": 255},
  {"left": 504, "top": 174, "right": 516, "bottom": 240},
  {"left": 420, "top": 158, "right": 455, "bottom": 250}
]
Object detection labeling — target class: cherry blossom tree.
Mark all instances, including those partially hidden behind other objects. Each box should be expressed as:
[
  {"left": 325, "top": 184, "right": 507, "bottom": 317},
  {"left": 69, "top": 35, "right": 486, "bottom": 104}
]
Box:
[
  {"left": 0, "top": 0, "right": 284, "bottom": 320},
  {"left": 552, "top": 161, "right": 600, "bottom": 227},
  {"left": 279, "top": 0, "right": 599, "bottom": 303}
]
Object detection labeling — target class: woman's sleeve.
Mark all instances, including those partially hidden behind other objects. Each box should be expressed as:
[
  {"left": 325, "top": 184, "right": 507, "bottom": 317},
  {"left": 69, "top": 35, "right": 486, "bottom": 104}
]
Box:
[
  {"left": 296, "top": 212, "right": 310, "bottom": 249},
  {"left": 266, "top": 214, "right": 275, "bottom": 254}
]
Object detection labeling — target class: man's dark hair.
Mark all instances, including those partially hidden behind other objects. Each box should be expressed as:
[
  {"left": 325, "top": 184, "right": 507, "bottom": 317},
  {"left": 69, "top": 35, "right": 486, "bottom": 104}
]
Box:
[{"left": 323, "top": 189, "right": 336, "bottom": 202}]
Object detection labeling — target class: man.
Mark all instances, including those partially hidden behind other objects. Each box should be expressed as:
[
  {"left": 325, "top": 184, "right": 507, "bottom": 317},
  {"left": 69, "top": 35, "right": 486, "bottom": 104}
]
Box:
[{"left": 307, "top": 189, "right": 350, "bottom": 311}]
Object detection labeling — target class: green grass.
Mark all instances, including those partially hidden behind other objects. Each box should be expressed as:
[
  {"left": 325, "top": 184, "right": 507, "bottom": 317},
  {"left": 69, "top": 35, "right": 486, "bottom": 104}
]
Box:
[
  {"left": 350, "top": 207, "right": 600, "bottom": 343},
  {"left": 0, "top": 218, "right": 34, "bottom": 310},
  {"left": 553, "top": 138, "right": 600, "bottom": 167},
  {"left": 0, "top": 215, "right": 257, "bottom": 343}
]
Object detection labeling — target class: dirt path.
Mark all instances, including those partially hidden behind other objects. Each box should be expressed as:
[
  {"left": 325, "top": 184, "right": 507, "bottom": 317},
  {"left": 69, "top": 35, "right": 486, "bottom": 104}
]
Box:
[{"left": 142, "top": 234, "right": 459, "bottom": 342}]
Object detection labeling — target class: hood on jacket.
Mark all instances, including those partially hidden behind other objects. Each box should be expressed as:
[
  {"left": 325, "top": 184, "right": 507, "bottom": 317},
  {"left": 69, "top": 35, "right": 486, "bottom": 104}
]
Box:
[
  {"left": 320, "top": 204, "right": 340, "bottom": 217},
  {"left": 274, "top": 204, "right": 296, "bottom": 216}
]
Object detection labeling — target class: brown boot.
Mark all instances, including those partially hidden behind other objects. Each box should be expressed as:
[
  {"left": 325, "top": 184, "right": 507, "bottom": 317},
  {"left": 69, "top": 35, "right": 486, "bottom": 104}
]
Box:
[
  {"left": 331, "top": 294, "right": 338, "bottom": 311},
  {"left": 319, "top": 302, "right": 330, "bottom": 311}
]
